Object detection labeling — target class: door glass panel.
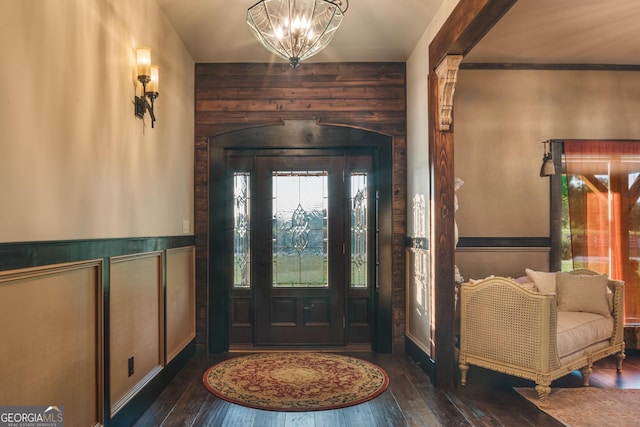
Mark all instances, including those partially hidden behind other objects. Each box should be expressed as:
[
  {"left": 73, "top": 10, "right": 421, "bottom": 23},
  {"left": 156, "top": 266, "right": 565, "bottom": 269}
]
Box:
[
  {"left": 351, "top": 172, "right": 368, "bottom": 288},
  {"left": 272, "top": 171, "right": 328, "bottom": 288},
  {"left": 233, "top": 172, "right": 251, "bottom": 288}
]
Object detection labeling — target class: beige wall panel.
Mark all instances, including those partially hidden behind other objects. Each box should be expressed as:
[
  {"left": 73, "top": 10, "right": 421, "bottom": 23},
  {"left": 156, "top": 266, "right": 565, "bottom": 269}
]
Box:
[
  {"left": 0, "top": 261, "right": 102, "bottom": 427},
  {"left": 166, "top": 246, "right": 196, "bottom": 362},
  {"left": 109, "top": 252, "right": 163, "bottom": 415},
  {"left": 454, "top": 69, "right": 640, "bottom": 279},
  {"left": 454, "top": 69, "right": 640, "bottom": 241},
  {"left": 456, "top": 249, "right": 549, "bottom": 282}
]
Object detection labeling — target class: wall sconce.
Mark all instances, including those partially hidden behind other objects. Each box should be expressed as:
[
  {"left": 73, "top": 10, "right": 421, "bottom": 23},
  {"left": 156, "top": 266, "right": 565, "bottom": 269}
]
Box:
[
  {"left": 540, "top": 140, "right": 555, "bottom": 177},
  {"left": 134, "top": 47, "right": 159, "bottom": 128}
]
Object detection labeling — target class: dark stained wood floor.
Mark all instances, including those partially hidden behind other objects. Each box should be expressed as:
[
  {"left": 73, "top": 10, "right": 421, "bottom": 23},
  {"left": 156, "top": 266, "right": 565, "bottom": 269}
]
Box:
[{"left": 133, "top": 349, "right": 640, "bottom": 427}]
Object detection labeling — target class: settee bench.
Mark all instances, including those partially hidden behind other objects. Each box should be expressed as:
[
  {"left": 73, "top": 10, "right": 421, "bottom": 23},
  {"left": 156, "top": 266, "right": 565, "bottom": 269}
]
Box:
[{"left": 458, "top": 269, "right": 625, "bottom": 403}]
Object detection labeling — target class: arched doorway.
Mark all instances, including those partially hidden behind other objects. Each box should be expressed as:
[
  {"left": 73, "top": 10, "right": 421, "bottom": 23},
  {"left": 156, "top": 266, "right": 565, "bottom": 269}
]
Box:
[{"left": 207, "top": 121, "right": 393, "bottom": 352}]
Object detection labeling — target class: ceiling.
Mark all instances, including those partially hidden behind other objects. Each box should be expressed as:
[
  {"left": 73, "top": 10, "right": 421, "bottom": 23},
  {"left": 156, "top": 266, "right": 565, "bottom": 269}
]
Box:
[
  {"left": 156, "top": 0, "right": 444, "bottom": 63},
  {"left": 157, "top": 0, "right": 640, "bottom": 66},
  {"left": 464, "top": 0, "right": 640, "bottom": 65}
]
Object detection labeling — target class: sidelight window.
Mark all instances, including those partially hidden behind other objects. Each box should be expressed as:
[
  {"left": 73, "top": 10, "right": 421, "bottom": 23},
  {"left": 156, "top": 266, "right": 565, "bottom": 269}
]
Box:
[
  {"left": 233, "top": 172, "right": 251, "bottom": 288},
  {"left": 350, "top": 172, "right": 368, "bottom": 288}
]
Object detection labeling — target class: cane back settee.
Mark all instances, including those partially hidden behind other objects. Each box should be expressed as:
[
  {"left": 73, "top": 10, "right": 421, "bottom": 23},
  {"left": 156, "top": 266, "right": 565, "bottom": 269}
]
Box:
[{"left": 458, "top": 269, "right": 625, "bottom": 403}]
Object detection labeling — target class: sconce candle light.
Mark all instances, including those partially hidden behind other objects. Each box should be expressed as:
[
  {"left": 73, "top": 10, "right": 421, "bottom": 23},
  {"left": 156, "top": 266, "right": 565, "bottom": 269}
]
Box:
[
  {"left": 540, "top": 140, "right": 555, "bottom": 177},
  {"left": 135, "top": 47, "right": 159, "bottom": 128}
]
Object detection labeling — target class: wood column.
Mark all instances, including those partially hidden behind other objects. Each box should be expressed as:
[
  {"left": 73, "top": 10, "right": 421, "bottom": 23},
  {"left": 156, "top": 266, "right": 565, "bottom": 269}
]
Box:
[{"left": 428, "top": 0, "right": 518, "bottom": 388}]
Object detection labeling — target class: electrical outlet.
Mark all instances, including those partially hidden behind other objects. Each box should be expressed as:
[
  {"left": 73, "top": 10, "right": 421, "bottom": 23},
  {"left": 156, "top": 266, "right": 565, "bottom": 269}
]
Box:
[
  {"left": 182, "top": 219, "right": 190, "bottom": 234},
  {"left": 128, "top": 355, "right": 134, "bottom": 377}
]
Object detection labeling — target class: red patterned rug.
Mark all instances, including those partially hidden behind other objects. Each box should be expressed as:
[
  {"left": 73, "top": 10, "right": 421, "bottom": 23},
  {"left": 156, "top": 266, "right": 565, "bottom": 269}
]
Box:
[{"left": 202, "top": 352, "right": 389, "bottom": 411}]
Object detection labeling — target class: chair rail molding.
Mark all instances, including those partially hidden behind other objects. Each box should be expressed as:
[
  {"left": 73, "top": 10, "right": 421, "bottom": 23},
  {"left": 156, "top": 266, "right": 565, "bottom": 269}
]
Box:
[{"left": 435, "top": 55, "right": 463, "bottom": 131}]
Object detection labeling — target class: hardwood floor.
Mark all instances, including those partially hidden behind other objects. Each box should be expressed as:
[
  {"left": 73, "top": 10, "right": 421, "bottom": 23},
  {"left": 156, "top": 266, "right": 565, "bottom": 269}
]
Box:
[{"left": 133, "top": 349, "right": 640, "bottom": 427}]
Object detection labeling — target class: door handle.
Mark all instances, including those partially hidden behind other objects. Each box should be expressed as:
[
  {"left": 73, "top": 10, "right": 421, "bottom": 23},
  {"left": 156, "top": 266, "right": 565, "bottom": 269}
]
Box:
[{"left": 303, "top": 304, "right": 315, "bottom": 310}]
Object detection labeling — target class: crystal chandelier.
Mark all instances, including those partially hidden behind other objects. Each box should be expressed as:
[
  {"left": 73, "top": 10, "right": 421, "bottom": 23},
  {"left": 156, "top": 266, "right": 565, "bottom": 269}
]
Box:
[{"left": 247, "top": 0, "right": 349, "bottom": 68}]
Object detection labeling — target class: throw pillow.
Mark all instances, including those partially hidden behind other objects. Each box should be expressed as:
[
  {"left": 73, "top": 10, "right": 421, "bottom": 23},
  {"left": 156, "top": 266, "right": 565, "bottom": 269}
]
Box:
[
  {"left": 556, "top": 272, "right": 611, "bottom": 318},
  {"left": 525, "top": 268, "right": 557, "bottom": 294}
]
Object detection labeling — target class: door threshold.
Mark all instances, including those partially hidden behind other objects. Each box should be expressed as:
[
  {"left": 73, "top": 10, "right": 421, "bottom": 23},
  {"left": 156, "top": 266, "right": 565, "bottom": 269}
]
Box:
[{"left": 228, "top": 343, "right": 372, "bottom": 353}]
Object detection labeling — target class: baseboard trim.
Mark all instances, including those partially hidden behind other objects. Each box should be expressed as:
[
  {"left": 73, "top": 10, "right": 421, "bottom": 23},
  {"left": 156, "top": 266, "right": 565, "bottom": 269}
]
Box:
[
  {"left": 106, "top": 339, "right": 196, "bottom": 427},
  {"left": 405, "top": 337, "right": 435, "bottom": 383}
]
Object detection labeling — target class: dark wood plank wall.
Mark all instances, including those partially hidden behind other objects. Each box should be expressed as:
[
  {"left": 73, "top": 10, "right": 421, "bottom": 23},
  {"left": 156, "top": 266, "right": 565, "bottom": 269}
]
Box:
[{"left": 194, "top": 62, "right": 407, "bottom": 348}]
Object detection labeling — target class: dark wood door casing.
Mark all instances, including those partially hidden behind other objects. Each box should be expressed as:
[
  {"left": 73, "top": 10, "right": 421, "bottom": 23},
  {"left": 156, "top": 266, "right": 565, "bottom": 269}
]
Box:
[
  {"left": 195, "top": 63, "right": 406, "bottom": 354},
  {"left": 208, "top": 122, "right": 393, "bottom": 352}
]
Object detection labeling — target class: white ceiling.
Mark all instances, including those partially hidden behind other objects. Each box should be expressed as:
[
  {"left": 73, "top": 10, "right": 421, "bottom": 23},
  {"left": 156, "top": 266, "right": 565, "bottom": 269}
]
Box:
[
  {"left": 156, "top": 0, "right": 444, "bottom": 64},
  {"left": 157, "top": 0, "right": 640, "bottom": 66}
]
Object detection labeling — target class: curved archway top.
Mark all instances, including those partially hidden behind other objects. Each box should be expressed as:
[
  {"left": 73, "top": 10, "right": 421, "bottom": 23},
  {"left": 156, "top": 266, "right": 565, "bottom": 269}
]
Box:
[{"left": 210, "top": 120, "right": 392, "bottom": 149}]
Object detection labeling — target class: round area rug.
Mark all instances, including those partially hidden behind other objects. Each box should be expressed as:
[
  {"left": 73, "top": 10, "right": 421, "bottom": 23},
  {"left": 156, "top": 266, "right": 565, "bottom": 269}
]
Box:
[{"left": 202, "top": 352, "right": 389, "bottom": 411}]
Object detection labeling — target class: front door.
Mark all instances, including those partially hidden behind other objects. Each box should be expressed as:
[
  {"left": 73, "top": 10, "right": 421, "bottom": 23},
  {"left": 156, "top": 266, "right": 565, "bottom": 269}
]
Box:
[{"left": 229, "top": 151, "right": 373, "bottom": 347}]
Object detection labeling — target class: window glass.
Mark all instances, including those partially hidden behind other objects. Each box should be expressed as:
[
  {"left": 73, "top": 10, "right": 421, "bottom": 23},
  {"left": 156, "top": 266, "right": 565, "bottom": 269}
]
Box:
[
  {"left": 233, "top": 172, "right": 251, "bottom": 288},
  {"left": 351, "top": 172, "right": 368, "bottom": 288},
  {"left": 562, "top": 141, "right": 640, "bottom": 324},
  {"left": 272, "top": 171, "right": 328, "bottom": 288}
]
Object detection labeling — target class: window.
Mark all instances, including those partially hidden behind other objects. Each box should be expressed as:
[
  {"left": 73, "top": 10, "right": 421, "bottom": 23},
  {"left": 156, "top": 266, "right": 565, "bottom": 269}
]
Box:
[
  {"left": 350, "top": 172, "right": 368, "bottom": 288},
  {"left": 233, "top": 172, "right": 251, "bottom": 288},
  {"left": 558, "top": 140, "right": 640, "bottom": 325},
  {"left": 272, "top": 171, "right": 329, "bottom": 288}
]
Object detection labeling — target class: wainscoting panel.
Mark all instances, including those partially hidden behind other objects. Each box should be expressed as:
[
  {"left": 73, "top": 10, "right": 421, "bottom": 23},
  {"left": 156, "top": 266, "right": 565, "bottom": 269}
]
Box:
[
  {"left": 166, "top": 246, "right": 196, "bottom": 363},
  {"left": 109, "top": 252, "right": 164, "bottom": 416},
  {"left": 0, "top": 260, "right": 103, "bottom": 427}
]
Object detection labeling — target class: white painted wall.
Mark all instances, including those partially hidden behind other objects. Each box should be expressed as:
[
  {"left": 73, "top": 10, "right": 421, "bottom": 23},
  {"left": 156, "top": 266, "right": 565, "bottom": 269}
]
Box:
[
  {"left": 0, "top": 0, "right": 194, "bottom": 242},
  {"left": 406, "top": 0, "right": 460, "bottom": 238},
  {"left": 454, "top": 69, "right": 640, "bottom": 279},
  {"left": 405, "top": 0, "right": 460, "bottom": 355}
]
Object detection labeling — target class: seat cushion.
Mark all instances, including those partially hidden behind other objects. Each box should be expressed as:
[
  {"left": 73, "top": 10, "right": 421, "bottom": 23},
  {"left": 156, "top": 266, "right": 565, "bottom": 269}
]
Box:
[{"left": 556, "top": 311, "right": 613, "bottom": 358}]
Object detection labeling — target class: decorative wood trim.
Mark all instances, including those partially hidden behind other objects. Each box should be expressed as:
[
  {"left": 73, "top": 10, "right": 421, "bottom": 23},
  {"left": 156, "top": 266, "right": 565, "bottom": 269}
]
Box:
[
  {"left": 428, "top": 0, "right": 517, "bottom": 389},
  {"left": 0, "top": 236, "right": 194, "bottom": 272},
  {"left": 208, "top": 122, "right": 394, "bottom": 353},
  {"left": 457, "top": 237, "right": 551, "bottom": 248},
  {"left": 109, "top": 250, "right": 164, "bottom": 264},
  {"left": 110, "top": 366, "right": 163, "bottom": 417},
  {"left": 549, "top": 141, "right": 564, "bottom": 271},
  {"left": 109, "top": 251, "right": 164, "bottom": 417},
  {"left": 0, "top": 258, "right": 102, "bottom": 282},
  {"left": 435, "top": 55, "right": 463, "bottom": 131},
  {"left": 196, "top": 62, "right": 406, "bottom": 352},
  {"left": 106, "top": 340, "right": 196, "bottom": 427},
  {"left": 166, "top": 246, "right": 197, "bottom": 363},
  {"left": 461, "top": 63, "right": 640, "bottom": 71},
  {"left": 0, "top": 260, "right": 104, "bottom": 426},
  {"left": 456, "top": 247, "right": 550, "bottom": 254},
  {"left": 429, "top": 0, "right": 518, "bottom": 68}
]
